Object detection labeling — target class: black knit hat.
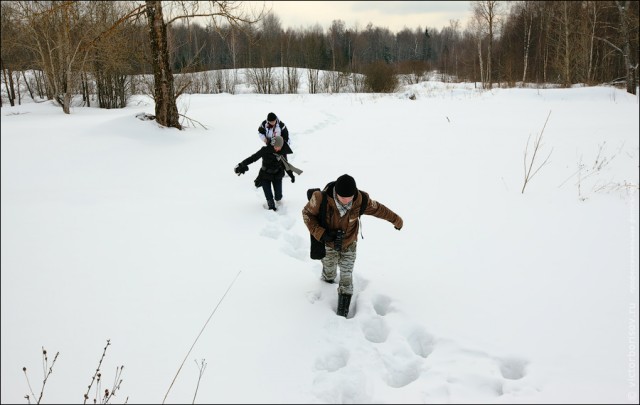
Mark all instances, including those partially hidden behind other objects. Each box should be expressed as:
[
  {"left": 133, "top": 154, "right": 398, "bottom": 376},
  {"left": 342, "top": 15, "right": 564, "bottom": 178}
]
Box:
[
  {"left": 335, "top": 174, "right": 357, "bottom": 197},
  {"left": 267, "top": 112, "right": 277, "bottom": 121}
]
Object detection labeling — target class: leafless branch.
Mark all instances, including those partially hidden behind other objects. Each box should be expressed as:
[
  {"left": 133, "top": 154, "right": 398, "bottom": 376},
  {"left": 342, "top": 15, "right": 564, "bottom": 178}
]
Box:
[
  {"left": 521, "top": 111, "right": 553, "bottom": 193},
  {"left": 84, "top": 339, "right": 111, "bottom": 404},
  {"left": 192, "top": 359, "right": 207, "bottom": 404},
  {"left": 23, "top": 347, "right": 60, "bottom": 404},
  {"left": 178, "top": 113, "right": 208, "bottom": 129}
]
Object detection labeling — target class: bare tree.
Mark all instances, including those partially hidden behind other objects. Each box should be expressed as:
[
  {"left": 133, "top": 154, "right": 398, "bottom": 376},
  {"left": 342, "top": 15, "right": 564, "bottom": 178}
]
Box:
[
  {"left": 519, "top": 1, "right": 535, "bottom": 83},
  {"left": 468, "top": 15, "right": 485, "bottom": 86},
  {"left": 560, "top": 1, "right": 572, "bottom": 87},
  {"left": 301, "top": 24, "right": 325, "bottom": 93},
  {"left": 145, "top": 1, "right": 181, "bottom": 128},
  {"left": 584, "top": 1, "right": 602, "bottom": 84},
  {"left": 448, "top": 20, "right": 461, "bottom": 79},
  {"left": 1, "top": 2, "right": 20, "bottom": 106},
  {"left": 307, "top": 68, "right": 320, "bottom": 94},
  {"left": 123, "top": 1, "right": 264, "bottom": 129},
  {"left": 615, "top": 0, "right": 638, "bottom": 94},
  {"left": 595, "top": 0, "right": 639, "bottom": 94},
  {"left": 537, "top": 1, "right": 553, "bottom": 84},
  {"left": 472, "top": 1, "right": 502, "bottom": 89},
  {"left": 88, "top": 2, "right": 147, "bottom": 109},
  {"left": 12, "top": 1, "right": 98, "bottom": 113},
  {"left": 1, "top": 57, "right": 16, "bottom": 106},
  {"left": 326, "top": 19, "right": 346, "bottom": 92}
]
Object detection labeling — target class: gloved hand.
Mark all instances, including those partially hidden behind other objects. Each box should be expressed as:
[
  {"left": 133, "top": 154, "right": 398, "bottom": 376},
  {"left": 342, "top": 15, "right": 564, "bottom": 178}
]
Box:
[
  {"left": 258, "top": 126, "right": 266, "bottom": 135},
  {"left": 234, "top": 163, "right": 249, "bottom": 175},
  {"left": 287, "top": 170, "right": 295, "bottom": 183},
  {"left": 394, "top": 216, "right": 403, "bottom": 230},
  {"left": 320, "top": 229, "right": 338, "bottom": 243}
]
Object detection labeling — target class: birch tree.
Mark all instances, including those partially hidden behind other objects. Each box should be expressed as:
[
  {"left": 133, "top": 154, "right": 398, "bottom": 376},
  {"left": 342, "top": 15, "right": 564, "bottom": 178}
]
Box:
[{"left": 471, "top": 1, "right": 502, "bottom": 89}]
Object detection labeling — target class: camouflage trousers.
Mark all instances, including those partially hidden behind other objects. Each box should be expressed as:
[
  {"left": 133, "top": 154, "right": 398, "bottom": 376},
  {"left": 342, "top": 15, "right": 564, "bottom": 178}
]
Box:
[{"left": 321, "top": 241, "right": 357, "bottom": 295}]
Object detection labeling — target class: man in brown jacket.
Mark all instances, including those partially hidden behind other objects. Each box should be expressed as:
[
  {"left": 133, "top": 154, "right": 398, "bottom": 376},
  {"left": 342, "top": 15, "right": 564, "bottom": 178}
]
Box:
[{"left": 302, "top": 174, "right": 403, "bottom": 317}]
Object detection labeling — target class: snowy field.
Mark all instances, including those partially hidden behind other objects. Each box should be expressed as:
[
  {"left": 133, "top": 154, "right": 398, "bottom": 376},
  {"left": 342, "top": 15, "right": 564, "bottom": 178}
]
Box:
[{"left": 1, "top": 76, "right": 639, "bottom": 404}]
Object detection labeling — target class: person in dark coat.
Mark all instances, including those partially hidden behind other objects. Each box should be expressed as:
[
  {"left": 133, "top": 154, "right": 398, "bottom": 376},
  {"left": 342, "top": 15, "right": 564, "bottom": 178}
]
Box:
[
  {"left": 258, "top": 112, "right": 290, "bottom": 146},
  {"left": 234, "top": 136, "right": 299, "bottom": 211}
]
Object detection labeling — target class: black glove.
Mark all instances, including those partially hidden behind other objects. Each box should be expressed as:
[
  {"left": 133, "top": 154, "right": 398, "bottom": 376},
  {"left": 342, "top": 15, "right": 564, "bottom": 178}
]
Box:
[
  {"left": 258, "top": 126, "right": 266, "bottom": 135},
  {"left": 320, "top": 229, "right": 338, "bottom": 243},
  {"left": 287, "top": 170, "right": 295, "bottom": 183},
  {"left": 234, "top": 163, "right": 248, "bottom": 175}
]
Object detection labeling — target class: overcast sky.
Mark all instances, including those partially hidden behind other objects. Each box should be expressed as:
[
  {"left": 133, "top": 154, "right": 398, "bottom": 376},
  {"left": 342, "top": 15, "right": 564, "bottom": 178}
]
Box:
[{"left": 265, "top": 1, "right": 473, "bottom": 33}]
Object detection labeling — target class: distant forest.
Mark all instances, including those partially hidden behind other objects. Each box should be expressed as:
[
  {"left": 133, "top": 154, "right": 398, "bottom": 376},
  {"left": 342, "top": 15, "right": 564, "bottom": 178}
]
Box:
[
  {"left": 167, "top": 1, "right": 639, "bottom": 91},
  {"left": 1, "top": 1, "right": 638, "bottom": 111}
]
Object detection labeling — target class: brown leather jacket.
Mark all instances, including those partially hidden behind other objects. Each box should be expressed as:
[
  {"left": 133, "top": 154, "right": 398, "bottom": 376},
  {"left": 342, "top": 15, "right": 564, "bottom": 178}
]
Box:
[{"left": 302, "top": 183, "right": 403, "bottom": 251}]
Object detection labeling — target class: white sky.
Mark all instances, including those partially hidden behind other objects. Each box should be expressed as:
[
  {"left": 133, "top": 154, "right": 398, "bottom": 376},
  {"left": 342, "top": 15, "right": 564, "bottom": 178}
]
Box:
[
  {"left": 266, "top": 1, "right": 473, "bottom": 33},
  {"left": 1, "top": 73, "right": 639, "bottom": 403}
]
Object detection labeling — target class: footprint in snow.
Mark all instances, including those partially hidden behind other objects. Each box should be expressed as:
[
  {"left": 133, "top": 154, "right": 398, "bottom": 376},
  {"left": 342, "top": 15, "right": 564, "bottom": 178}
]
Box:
[{"left": 309, "top": 284, "right": 533, "bottom": 402}]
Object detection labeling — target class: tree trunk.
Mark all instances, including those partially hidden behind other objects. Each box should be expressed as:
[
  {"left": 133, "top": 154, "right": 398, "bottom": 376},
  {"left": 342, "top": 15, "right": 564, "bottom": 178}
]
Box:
[
  {"left": 487, "top": 18, "right": 492, "bottom": 89},
  {"left": 145, "top": 1, "right": 182, "bottom": 129},
  {"left": 22, "top": 71, "right": 35, "bottom": 101},
  {"left": 587, "top": 1, "right": 598, "bottom": 84},
  {"left": 1, "top": 58, "right": 16, "bottom": 107},
  {"left": 617, "top": 0, "right": 637, "bottom": 95},
  {"left": 562, "top": 1, "right": 571, "bottom": 87},
  {"left": 478, "top": 38, "right": 485, "bottom": 88},
  {"left": 522, "top": 4, "right": 533, "bottom": 83},
  {"left": 63, "top": 65, "right": 72, "bottom": 114}
]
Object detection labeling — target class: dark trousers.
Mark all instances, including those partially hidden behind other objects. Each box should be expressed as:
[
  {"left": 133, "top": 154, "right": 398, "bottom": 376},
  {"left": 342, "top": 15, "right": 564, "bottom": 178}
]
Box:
[{"left": 261, "top": 177, "right": 283, "bottom": 205}]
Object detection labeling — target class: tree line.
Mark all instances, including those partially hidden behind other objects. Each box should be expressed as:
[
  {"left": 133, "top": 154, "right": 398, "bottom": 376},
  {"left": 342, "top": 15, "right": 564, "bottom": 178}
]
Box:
[{"left": 1, "top": 1, "right": 638, "bottom": 129}]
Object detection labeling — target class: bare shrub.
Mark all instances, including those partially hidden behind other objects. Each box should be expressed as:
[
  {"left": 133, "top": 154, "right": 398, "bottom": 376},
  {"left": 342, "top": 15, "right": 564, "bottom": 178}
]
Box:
[
  {"left": 246, "top": 67, "right": 274, "bottom": 94},
  {"left": 82, "top": 339, "right": 125, "bottom": 404},
  {"left": 23, "top": 340, "right": 126, "bottom": 404},
  {"left": 213, "top": 70, "right": 237, "bottom": 94},
  {"left": 307, "top": 69, "right": 320, "bottom": 94},
  {"left": 558, "top": 141, "right": 638, "bottom": 200},
  {"left": 397, "top": 60, "right": 429, "bottom": 85},
  {"left": 322, "top": 70, "right": 348, "bottom": 93},
  {"left": 363, "top": 61, "right": 398, "bottom": 93},
  {"left": 351, "top": 72, "right": 366, "bottom": 93}
]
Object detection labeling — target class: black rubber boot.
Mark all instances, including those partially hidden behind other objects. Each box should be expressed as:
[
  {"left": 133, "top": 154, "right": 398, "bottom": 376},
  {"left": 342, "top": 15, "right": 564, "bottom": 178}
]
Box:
[{"left": 336, "top": 293, "right": 352, "bottom": 317}]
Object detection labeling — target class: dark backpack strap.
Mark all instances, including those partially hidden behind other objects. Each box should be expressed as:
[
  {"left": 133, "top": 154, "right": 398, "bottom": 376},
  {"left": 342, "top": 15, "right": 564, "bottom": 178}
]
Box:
[
  {"left": 358, "top": 192, "right": 368, "bottom": 217},
  {"left": 319, "top": 191, "right": 328, "bottom": 228}
]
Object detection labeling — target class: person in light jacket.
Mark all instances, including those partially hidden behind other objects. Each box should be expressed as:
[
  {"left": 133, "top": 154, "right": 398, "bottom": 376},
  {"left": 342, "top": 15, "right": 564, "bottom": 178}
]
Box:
[{"left": 258, "top": 112, "right": 290, "bottom": 146}]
